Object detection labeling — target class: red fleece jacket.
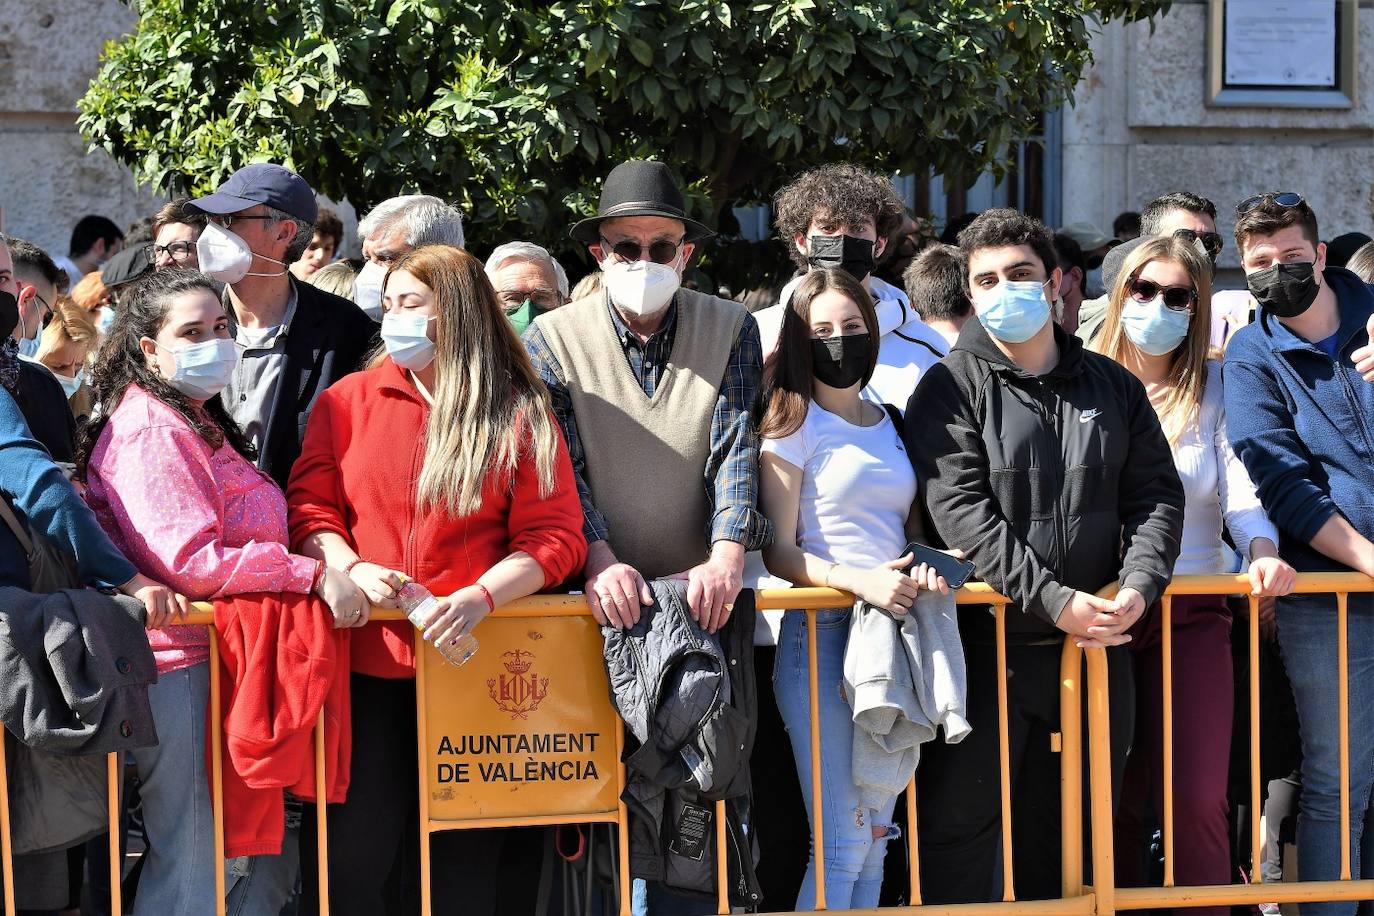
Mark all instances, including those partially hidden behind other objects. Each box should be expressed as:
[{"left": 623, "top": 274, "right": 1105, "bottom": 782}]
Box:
[{"left": 211, "top": 592, "right": 350, "bottom": 858}]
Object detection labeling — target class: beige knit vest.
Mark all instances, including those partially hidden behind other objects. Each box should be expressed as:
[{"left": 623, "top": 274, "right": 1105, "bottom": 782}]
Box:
[{"left": 538, "top": 289, "right": 746, "bottom": 579}]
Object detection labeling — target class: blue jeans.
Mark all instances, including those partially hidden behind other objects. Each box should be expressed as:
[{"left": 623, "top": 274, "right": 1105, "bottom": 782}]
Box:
[
  {"left": 129, "top": 663, "right": 217, "bottom": 916},
  {"left": 1276, "top": 592, "right": 1374, "bottom": 915},
  {"left": 630, "top": 878, "right": 717, "bottom": 915},
  {"left": 774, "top": 608, "right": 899, "bottom": 910},
  {"left": 226, "top": 801, "right": 301, "bottom": 915}
]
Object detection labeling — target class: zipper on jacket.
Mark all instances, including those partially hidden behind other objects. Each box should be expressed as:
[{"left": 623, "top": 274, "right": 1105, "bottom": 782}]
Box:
[
  {"left": 1335, "top": 356, "right": 1374, "bottom": 464},
  {"left": 1034, "top": 378, "right": 1068, "bottom": 576}
]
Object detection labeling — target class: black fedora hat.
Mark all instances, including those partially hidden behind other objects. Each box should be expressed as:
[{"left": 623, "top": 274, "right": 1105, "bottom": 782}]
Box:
[{"left": 570, "top": 160, "right": 714, "bottom": 245}]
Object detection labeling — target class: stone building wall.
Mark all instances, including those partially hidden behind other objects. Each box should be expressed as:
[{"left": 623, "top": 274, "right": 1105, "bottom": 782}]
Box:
[
  {"left": 0, "top": 0, "right": 165, "bottom": 258},
  {"left": 1062, "top": 0, "right": 1374, "bottom": 271}
]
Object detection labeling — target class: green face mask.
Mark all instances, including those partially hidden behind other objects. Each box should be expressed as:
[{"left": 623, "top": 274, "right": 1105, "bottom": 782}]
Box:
[{"left": 504, "top": 298, "right": 546, "bottom": 336}]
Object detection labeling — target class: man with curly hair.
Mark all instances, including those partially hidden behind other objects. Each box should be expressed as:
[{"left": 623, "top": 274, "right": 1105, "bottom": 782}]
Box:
[{"left": 755, "top": 164, "right": 949, "bottom": 411}]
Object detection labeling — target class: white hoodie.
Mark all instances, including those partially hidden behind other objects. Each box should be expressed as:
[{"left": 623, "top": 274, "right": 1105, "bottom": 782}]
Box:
[{"left": 753, "top": 275, "right": 949, "bottom": 411}]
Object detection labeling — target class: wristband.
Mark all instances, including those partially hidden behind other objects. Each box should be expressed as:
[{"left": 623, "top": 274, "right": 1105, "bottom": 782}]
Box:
[
  {"left": 311, "top": 561, "right": 328, "bottom": 594},
  {"left": 474, "top": 583, "right": 496, "bottom": 612},
  {"left": 343, "top": 558, "right": 367, "bottom": 576}
]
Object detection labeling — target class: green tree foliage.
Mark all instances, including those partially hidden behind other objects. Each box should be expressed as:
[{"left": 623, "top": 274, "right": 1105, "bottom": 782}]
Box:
[{"left": 80, "top": 0, "right": 1168, "bottom": 271}]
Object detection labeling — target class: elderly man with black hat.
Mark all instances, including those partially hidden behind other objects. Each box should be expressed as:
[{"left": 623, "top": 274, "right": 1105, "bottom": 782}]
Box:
[
  {"left": 525, "top": 159, "right": 771, "bottom": 633},
  {"left": 524, "top": 157, "right": 771, "bottom": 915},
  {"left": 190, "top": 163, "right": 376, "bottom": 492}
]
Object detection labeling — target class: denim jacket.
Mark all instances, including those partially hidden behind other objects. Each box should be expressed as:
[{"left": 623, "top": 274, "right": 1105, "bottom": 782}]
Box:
[{"left": 1223, "top": 267, "right": 1374, "bottom": 572}]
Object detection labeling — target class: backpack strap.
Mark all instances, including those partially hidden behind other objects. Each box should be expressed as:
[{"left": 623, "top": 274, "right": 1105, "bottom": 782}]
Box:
[
  {"left": 0, "top": 495, "right": 35, "bottom": 558},
  {"left": 882, "top": 403, "right": 905, "bottom": 436}
]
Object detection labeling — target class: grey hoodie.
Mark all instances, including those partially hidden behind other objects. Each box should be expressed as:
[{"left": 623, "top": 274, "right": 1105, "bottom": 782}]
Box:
[{"left": 843, "top": 590, "right": 971, "bottom": 811}]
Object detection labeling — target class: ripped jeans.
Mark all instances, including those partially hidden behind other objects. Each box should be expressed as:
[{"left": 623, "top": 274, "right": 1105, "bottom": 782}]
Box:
[{"left": 775, "top": 608, "right": 899, "bottom": 910}]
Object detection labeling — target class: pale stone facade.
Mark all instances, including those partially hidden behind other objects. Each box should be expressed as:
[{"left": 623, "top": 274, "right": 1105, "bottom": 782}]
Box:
[{"left": 1062, "top": 0, "right": 1374, "bottom": 270}]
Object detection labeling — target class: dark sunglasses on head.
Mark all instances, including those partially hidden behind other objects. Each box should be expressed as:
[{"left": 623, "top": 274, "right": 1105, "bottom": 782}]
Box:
[
  {"left": 1128, "top": 278, "right": 1197, "bottom": 312},
  {"left": 599, "top": 236, "right": 683, "bottom": 265},
  {"left": 1172, "top": 228, "right": 1224, "bottom": 260},
  {"left": 1236, "top": 192, "right": 1305, "bottom": 215}
]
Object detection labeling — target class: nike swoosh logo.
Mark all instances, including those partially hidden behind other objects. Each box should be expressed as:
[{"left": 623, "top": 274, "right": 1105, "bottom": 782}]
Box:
[{"left": 1079, "top": 409, "right": 1102, "bottom": 423}]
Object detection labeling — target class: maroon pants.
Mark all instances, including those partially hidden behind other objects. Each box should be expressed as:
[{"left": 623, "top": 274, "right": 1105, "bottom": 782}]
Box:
[{"left": 1115, "top": 597, "right": 1234, "bottom": 916}]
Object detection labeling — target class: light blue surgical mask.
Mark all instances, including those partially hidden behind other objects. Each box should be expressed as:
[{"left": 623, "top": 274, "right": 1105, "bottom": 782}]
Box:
[
  {"left": 95, "top": 306, "right": 116, "bottom": 336},
  {"left": 381, "top": 312, "right": 436, "bottom": 371},
  {"left": 54, "top": 370, "right": 84, "bottom": 400},
  {"left": 154, "top": 337, "right": 238, "bottom": 400},
  {"left": 1121, "top": 296, "right": 1192, "bottom": 356},
  {"left": 17, "top": 336, "right": 39, "bottom": 359},
  {"left": 974, "top": 280, "right": 1052, "bottom": 344}
]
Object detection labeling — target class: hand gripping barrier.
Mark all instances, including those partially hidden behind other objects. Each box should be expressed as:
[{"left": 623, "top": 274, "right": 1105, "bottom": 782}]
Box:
[{"left": 1, "top": 573, "right": 1369, "bottom": 915}]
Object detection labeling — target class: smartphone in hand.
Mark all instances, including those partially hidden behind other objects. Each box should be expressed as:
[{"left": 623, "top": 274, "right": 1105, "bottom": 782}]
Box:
[{"left": 902, "top": 542, "right": 977, "bottom": 590}]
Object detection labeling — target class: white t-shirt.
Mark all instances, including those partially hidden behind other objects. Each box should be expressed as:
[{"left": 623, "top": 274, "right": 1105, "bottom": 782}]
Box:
[
  {"left": 755, "top": 275, "right": 947, "bottom": 412},
  {"left": 761, "top": 401, "right": 917, "bottom": 571},
  {"left": 52, "top": 255, "right": 83, "bottom": 289},
  {"left": 1168, "top": 361, "right": 1279, "bottom": 575}
]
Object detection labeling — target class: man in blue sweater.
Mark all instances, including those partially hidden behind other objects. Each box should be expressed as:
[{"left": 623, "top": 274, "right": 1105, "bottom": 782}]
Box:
[{"left": 1223, "top": 192, "right": 1374, "bottom": 908}]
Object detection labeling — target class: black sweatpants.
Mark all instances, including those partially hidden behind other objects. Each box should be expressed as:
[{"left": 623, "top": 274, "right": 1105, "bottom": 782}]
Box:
[
  {"left": 915, "top": 639, "right": 1134, "bottom": 904},
  {"left": 299, "top": 674, "right": 505, "bottom": 916}
]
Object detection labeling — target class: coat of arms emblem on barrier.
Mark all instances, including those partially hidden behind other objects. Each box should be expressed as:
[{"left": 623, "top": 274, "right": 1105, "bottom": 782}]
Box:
[{"left": 487, "top": 649, "right": 549, "bottom": 720}]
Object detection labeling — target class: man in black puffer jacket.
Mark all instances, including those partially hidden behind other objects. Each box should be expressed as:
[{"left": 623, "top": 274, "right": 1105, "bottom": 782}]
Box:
[{"left": 904, "top": 209, "right": 1184, "bottom": 904}]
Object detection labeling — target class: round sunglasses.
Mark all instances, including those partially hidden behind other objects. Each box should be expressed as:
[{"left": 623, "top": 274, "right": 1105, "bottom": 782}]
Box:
[
  {"left": 1236, "top": 192, "right": 1305, "bottom": 215},
  {"left": 1128, "top": 277, "right": 1197, "bottom": 312}
]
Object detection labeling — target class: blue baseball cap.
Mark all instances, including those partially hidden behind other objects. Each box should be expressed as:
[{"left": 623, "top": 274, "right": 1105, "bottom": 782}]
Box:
[{"left": 191, "top": 163, "right": 318, "bottom": 224}]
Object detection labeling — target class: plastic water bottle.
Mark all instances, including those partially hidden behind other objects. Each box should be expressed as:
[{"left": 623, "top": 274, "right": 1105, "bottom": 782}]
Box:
[{"left": 398, "top": 580, "right": 479, "bottom": 668}]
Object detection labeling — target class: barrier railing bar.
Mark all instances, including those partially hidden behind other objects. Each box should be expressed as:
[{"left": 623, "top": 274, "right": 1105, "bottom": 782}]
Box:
[
  {"left": 614, "top": 723, "right": 631, "bottom": 916},
  {"left": 906, "top": 775, "right": 921, "bottom": 905},
  {"left": 1114, "top": 878, "right": 1374, "bottom": 908},
  {"left": 995, "top": 603, "right": 1015, "bottom": 902},
  {"left": 416, "top": 638, "right": 433, "bottom": 916},
  {"left": 806, "top": 607, "right": 827, "bottom": 910},
  {"left": 793, "top": 893, "right": 1102, "bottom": 916},
  {"left": 107, "top": 752, "right": 121, "bottom": 914},
  {"left": 1337, "top": 590, "right": 1351, "bottom": 880},
  {"left": 209, "top": 629, "right": 227, "bottom": 916},
  {"left": 1059, "top": 640, "right": 1084, "bottom": 898},
  {"left": 1247, "top": 594, "right": 1262, "bottom": 886},
  {"left": 1161, "top": 594, "right": 1174, "bottom": 887},
  {"left": 313, "top": 707, "right": 330, "bottom": 914},
  {"left": 715, "top": 799, "right": 728, "bottom": 914},
  {"left": 1085, "top": 648, "right": 1116, "bottom": 916},
  {"left": 0, "top": 725, "right": 14, "bottom": 916}
]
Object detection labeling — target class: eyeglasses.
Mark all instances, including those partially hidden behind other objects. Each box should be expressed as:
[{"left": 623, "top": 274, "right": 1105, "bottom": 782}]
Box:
[
  {"left": 598, "top": 236, "right": 684, "bottom": 265},
  {"left": 1172, "top": 228, "right": 1224, "bottom": 260},
  {"left": 1236, "top": 192, "right": 1305, "bottom": 215},
  {"left": 147, "top": 241, "right": 197, "bottom": 262},
  {"left": 1128, "top": 278, "right": 1197, "bottom": 312},
  {"left": 209, "top": 214, "right": 277, "bottom": 230}
]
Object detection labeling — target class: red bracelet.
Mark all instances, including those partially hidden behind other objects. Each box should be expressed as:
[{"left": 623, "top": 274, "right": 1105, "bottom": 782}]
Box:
[
  {"left": 311, "top": 561, "right": 328, "bottom": 594},
  {"left": 474, "top": 583, "right": 495, "bottom": 612}
]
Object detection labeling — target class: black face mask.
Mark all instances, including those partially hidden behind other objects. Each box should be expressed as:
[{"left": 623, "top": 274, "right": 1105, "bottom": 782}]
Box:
[
  {"left": 811, "top": 333, "right": 872, "bottom": 390},
  {"left": 0, "top": 290, "right": 17, "bottom": 341},
  {"left": 1247, "top": 262, "right": 1320, "bottom": 319},
  {"left": 807, "top": 234, "right": 876, "bottom": 281}
]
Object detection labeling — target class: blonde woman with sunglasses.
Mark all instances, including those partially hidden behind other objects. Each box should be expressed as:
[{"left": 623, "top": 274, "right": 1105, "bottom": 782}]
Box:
[{"left": 1092, "top": 234, "right": 1295, "bottom": 908}]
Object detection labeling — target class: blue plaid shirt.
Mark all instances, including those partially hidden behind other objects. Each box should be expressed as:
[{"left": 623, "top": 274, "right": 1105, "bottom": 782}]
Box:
[{"left": 523, "top": 297, "right": 772, "bottom": 554}]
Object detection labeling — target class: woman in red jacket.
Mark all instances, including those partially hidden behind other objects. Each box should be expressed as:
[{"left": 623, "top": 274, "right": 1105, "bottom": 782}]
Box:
[{"left": 287, "top": 244, "right": 586, "bottom": 915}]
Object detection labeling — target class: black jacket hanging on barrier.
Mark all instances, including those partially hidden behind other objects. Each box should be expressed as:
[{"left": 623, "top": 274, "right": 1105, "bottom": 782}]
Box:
[{"left": 601, "top": 578, "right": 762, "bottom": 907}]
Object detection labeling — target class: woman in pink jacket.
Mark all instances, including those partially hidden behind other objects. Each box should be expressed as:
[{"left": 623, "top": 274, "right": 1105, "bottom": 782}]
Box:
[{"left": 80, "top": 269, "right": 366, "bottom": 916}]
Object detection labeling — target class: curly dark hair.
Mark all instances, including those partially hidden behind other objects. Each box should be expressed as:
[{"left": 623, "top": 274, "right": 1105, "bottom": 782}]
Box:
[
  {"left": 77, "top": 268, "right": 256, "bottom": 477},
  {"left": 957, "top": 208, "right": 1058, "bottom": 279},
  {"left": 773, "top": 164, "right": 906, "bottom": 271}
]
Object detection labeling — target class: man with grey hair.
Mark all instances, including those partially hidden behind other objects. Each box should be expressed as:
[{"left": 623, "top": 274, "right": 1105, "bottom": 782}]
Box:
[
  {"left": 484, "top": 241, "right": 569, "bottom": 334},
  {"left": 353, "top": 194, "right": 466, "bottom": 318}
]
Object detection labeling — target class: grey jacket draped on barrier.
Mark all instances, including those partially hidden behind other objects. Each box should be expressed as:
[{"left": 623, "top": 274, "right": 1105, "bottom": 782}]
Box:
[
  {"left": 601, "top": 578, "right": 762, "bottom": 907},
  {"left": 0, "top": 587, "right": 156, "bottom": 869},
  {"left": 844, "top": 590, "right": 971, "bottom": 811}
]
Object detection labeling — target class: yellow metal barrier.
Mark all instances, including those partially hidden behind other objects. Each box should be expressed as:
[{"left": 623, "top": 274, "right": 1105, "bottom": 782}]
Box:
[
  {"left": 1098, "top": 571, "right": 1374, "bottom": 912},
  {"left": 5, "top": 574, "right": 1362, "bottom": 915}
]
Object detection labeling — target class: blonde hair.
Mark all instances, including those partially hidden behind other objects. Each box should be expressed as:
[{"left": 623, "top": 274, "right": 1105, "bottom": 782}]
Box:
[
  {"left": 1091, "top": 235, "right": 1213, "bottom": 445},
  {"left": 68, "top": 271, "right": 109, "bottom": 313},
  {"left": 308, "top": 260, "right": 358, "bottom": 300},
  {"left": 569, "top": 271, "right": 603, "bottom": 303},
  {"left": 36, "top": 298, "right": 100, "bottom": 362},
  {"left": 373, "top": 245, "right": 561, "bottom": 517}
]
